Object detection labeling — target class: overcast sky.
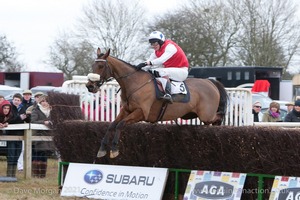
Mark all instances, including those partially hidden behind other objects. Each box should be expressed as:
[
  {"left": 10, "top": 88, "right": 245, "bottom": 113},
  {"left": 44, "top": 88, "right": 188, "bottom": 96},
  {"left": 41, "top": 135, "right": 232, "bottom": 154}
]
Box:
[
  {"left": 0, "top": 0, "right": 182, "bottom": 71},
  {"left": 0, "top": 0, "right": 299, "bottom": 72}
]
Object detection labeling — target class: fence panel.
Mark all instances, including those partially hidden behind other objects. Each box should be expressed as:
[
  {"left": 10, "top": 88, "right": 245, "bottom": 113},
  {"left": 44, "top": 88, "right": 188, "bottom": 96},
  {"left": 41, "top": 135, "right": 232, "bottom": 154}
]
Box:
[{"left": 0, "top": 124, "right": 50, "bottom": 179}]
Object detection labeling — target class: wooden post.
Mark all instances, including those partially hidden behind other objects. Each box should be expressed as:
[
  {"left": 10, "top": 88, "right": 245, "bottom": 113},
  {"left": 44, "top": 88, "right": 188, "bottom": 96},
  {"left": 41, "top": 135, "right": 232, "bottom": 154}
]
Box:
[{"left": 24, "top": 128, "right": 32, "bottom": 179}]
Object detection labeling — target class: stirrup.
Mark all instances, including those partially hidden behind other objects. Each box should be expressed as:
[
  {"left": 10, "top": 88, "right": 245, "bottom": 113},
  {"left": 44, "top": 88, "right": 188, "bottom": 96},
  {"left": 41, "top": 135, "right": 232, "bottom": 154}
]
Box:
[{"left": 162, "top": 94, "right": 173, "bottom": 104}]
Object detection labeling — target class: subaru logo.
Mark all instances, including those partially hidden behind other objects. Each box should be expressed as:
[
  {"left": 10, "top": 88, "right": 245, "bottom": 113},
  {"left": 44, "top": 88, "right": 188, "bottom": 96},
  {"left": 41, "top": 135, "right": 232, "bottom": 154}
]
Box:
[{"left": 84, "top": 170, "right": 103, "bottom": 184}]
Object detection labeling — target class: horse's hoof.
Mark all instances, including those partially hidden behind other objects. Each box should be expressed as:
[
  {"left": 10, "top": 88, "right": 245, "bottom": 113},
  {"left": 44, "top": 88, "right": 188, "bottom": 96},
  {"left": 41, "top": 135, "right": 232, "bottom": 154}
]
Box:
[
  {"left": 110, "top": 150, "right": 119, "bottom": 158},
  {"left": 97, "top": 150, "right": 107, "bottom": 158}
]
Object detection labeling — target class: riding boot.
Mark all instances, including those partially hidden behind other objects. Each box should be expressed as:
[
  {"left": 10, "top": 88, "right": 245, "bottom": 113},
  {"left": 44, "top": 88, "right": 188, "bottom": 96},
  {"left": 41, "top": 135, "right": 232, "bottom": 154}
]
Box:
[
  {"left": 7, "top": 164, "right": 17, "bottom": 177},
  {"left": 32, "top": 161, "right": 39, "bottom": 178},
  {"left": 162, "top": 80, "right": 173, "bottom": 104},
  {"left": 39, "top": 162, "right": 47, "bottom": 178}
]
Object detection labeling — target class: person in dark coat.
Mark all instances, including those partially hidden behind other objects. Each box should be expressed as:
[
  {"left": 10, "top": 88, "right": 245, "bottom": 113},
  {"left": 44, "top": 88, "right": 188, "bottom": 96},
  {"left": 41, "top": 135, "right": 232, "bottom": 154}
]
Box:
[
  {"left": 6, "top": 93, "right": 30, "bottom": 177},
  {"left": 31, "top": 95, "right": 54, "bottom": 178},
  {"left": 284, "top": 100, "right": 300, "bottom": 122},
  {"left": 22, "top": 90, "right": 34, "bottom": 111}
]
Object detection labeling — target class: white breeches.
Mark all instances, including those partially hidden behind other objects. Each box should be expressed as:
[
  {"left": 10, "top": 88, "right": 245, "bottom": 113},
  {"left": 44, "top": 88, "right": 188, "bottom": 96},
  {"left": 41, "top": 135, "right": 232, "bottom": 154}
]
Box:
[{"left": 150, "top": 67, "right": 189, "bottom": 81}]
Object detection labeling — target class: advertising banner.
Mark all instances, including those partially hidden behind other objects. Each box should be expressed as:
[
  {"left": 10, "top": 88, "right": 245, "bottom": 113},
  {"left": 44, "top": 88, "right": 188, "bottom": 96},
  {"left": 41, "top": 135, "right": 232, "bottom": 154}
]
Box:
[
  {"left": 61, "top": 163, "right": 168, "bottom": 199},
  {"left": 269, "top": 176, "right": 300, "bottom": 200},
  {"left": 183, "top": 170, "right": 246, "bottom": 200}
]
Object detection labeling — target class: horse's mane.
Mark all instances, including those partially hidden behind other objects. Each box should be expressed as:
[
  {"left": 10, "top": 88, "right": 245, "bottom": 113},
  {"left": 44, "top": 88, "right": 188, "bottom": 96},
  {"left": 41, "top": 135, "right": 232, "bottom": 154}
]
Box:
[{"left": 101, "top": 53, "right": 136, "bottom": 69}]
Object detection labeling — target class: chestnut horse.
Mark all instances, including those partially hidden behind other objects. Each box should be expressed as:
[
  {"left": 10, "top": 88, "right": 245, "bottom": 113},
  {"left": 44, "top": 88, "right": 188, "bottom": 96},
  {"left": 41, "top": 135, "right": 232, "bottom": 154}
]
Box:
[{"left": 86, "top": 48, "right": 228, "bottom": 158}]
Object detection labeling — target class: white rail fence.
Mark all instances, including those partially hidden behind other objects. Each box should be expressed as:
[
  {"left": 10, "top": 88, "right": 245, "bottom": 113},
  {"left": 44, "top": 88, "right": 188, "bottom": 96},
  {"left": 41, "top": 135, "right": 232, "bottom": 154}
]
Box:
[{"left": 62, "top": 78, "right": 254, "bottom": 126}]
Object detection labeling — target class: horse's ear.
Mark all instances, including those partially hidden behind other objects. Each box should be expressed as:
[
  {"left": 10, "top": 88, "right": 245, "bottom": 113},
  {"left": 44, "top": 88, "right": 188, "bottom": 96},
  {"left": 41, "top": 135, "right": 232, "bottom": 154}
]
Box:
[
  {"left": 97, "top": 48, "right": 101, "bottom": 57},
  {"left": 103, "top": 49, "right": 110, "bottom": 59}
]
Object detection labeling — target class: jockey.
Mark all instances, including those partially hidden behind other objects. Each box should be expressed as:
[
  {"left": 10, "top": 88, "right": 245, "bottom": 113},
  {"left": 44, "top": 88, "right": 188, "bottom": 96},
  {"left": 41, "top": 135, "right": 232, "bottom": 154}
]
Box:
[{"left": 136, "top": 31, "right": 189, "bottom": 103}]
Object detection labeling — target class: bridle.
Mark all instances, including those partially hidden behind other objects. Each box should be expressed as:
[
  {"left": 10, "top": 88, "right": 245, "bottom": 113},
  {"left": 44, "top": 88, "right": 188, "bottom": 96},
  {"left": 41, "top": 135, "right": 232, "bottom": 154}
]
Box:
[
  {"left": 89, "top": 57, "right": 154, "bottom": 102},
  {"left": 92, "top": 58, "right": 114, "bottom": 87},
  {"left": 92, "top": 57, "right": 140, "bottom": 84}
]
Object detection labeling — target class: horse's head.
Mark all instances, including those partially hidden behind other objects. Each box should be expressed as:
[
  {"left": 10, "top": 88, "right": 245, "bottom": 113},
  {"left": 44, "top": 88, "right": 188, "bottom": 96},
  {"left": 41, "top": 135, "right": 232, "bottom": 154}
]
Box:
[{"left": 86, "top": 48, "right": 112, "bottom": 93}]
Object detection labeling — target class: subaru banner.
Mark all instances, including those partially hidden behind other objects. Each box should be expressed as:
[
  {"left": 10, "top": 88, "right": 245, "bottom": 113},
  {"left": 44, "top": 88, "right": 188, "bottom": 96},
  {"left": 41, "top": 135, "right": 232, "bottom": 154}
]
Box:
[{"left": 61, "top": 163, "right": 168, "bottom": 199}]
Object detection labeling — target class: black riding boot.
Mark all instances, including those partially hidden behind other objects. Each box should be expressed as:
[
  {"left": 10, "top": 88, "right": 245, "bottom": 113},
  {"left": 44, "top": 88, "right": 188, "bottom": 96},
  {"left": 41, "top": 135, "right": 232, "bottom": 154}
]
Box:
[
  {"left": 162, "top": 81, "right": 173, "bottom": 104},
  {"left": 7, "top": 164, "right": 17, "bottom": 177}
]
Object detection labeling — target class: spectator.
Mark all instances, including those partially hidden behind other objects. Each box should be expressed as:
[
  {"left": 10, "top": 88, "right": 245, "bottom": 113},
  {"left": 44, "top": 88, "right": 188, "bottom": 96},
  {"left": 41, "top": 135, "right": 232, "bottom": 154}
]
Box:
[
  {"left": 17, "top": 91, "right": 43, "bottom": 172},
  {"left": 262, "top": 101, "right": 281, "bottom": 122},
  {"left": 284, "top": 100, "right": 300, "bottom": 122},
  {"left": 0, "top": 100, "right": 12, "bottom": 177},
  {"left": 22, "top": 90, "right": 33, "bottom": 111},
  {"left": 252, "top": 101, "right": 262, "bottom": 122},
  {"left": 31, "top": 95, "right": 54, "bottom": 178},
  {"left": 6, "top": 93, "right": 30, "bottom": 177},
  {"left": 285, "top": 102, "right": 294, "bottom": 113},
  {"left": 26, "top": 92, "right": 44, "bottom": 115},
  {"left": 0, "top": 95, "right": 5, "bottom": 105},
  {"left": 0, "top": 100, "right": 12, "bottom": 128}
]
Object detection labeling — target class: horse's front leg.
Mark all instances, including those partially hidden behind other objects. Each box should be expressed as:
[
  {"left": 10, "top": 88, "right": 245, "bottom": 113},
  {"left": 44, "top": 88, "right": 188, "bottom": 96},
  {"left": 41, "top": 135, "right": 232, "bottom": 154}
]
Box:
[
  {"left": 97, "top": 108, "right": 128, "bottom": 158},
  {"left": 110, "top": 108, "right": 144, "bottom": 158},
  {"left": 97, "top": 121, "right": 118, "bottom": 157}
]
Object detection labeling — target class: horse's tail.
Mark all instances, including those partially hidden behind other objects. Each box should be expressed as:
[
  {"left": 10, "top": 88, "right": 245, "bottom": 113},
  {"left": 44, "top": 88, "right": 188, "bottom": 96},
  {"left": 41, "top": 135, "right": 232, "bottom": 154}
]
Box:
[{"left": 209, "top": 79, "right": 228, "bottom": 124}]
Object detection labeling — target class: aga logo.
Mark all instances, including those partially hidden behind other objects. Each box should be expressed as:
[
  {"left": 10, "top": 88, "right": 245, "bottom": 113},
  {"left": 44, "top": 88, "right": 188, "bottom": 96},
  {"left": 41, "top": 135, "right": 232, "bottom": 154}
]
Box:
[{"left": 84, "top": 170, "right": 103, "bottom": 184}]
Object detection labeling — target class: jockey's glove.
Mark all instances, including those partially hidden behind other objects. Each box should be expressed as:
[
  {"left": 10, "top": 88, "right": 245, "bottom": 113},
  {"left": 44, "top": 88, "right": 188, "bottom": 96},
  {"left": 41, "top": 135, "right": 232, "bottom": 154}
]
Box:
[
  {"left": 153, "top": 70, "right": 160, "bottom": 77},
  {"left": 136, "top": 62, "right": 147, "bottom": 70}
]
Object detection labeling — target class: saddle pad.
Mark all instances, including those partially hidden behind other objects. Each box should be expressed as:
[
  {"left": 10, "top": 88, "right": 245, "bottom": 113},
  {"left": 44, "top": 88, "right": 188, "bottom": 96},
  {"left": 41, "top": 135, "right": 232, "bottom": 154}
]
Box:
[
  {"left": 171, "top": 81, "right": 188, "bottom": 95},
  {"left": 153, "top": 78, "right": 190, "bottom": 103},
  {"left": 155, "top": 78, "right": 187, "bottom": 94}
]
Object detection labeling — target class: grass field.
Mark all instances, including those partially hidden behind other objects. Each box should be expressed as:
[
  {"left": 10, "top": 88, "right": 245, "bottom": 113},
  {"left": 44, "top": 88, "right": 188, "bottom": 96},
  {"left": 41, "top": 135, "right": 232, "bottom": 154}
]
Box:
[{"left": 0, "top": 156, "right": 74, "bottom": 200}]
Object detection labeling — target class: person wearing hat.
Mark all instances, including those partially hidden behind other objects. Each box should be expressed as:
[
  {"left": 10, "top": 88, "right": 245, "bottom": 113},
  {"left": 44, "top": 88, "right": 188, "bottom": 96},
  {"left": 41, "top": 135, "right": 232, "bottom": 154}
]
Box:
[
  {"left": 252, "top": 101, "right": 262, "bottom": 122},
  {"left": 284, "top": 100, "right": 300, "bottom": 122},
  {"left": 262, "top": 101, "right": 281, "bottom": 122},
  {"left": 285, "top": 102, "right": 294, "bottom": 113},
  {"left": 22, "top": 89, "right": 33, "bottom": 111},
  {"left": 26, "top": 92, "right": 44, "bottom": 115},
  {"left": 135, "top": 31, "right": 189, "bottom": 103},
  {"left": 31, "top": 94, "right": 54, "bottom": 178}
]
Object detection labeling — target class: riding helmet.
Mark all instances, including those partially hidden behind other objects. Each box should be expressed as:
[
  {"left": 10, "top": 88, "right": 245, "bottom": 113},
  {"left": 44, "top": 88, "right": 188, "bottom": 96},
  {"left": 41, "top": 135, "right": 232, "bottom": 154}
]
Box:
[{"left": 149, "top": 31, "right": 165, "bottom": 46}]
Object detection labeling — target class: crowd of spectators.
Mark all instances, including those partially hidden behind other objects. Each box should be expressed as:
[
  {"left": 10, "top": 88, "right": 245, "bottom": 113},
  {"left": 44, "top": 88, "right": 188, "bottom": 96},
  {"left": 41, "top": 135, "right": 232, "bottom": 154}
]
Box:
[{"left": 0, "top": 90, "right": 54, "bottom": 179}]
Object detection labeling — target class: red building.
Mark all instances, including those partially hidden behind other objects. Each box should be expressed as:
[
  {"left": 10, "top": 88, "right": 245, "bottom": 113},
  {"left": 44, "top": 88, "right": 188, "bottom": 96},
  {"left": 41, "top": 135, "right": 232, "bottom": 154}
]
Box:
[{"left": 0, "top": 72, "right": 64, "bottom": 89}]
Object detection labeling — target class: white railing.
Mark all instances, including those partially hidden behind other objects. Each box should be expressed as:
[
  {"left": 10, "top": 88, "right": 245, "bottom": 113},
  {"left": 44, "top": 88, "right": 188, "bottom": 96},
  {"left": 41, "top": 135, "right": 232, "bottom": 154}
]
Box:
[
  {"left": 226, "top": 88, "right": 253, "bottom": 126},
  {"left": 62, "top": 78, "right": 254, "bottom": 126},
  {"left": 254, "top": 122, "right": 300, "bottom": 128}
]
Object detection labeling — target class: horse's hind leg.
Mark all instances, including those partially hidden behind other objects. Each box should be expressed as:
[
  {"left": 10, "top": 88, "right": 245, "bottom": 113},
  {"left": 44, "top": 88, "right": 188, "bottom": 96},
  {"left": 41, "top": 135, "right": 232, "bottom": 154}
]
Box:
[{"left": 97, "top": 121, "right": 118, "bottom": 157}]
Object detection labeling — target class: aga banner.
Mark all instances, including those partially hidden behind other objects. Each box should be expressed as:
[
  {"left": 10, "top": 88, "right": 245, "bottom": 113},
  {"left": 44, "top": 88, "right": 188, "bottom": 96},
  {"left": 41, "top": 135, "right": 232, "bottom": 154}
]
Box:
[
  {"left": 269, "top": 176, "right": 300, "bottom": 200},
  {"left": 184, "top": 170, "right": 246, "bottom": 200},
  {"left": 61, "top": 163, "right": 168, "bottom": 199}
]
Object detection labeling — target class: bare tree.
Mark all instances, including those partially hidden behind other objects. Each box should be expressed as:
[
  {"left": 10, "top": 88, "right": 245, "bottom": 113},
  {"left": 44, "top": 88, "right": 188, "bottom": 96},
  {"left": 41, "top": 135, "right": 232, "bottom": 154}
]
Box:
[
  {"left": 0, "top": 34, "right": 23, "bottom": 72},
  {"left": 148, "top": 0, "right": 240, "bottom": 67},
  {"left": 229, "top": 0, "right": 300, "bottom": 71},
  {"left": 48, "top": 32, "right": 95, "bottom": 80},
  {"left": 76, "top": 0, "right": 148, "bottom": 63}
]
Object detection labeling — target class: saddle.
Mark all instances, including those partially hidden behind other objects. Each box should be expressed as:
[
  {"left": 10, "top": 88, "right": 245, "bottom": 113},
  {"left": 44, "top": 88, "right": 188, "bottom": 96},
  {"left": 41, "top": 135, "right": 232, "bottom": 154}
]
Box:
[{"left": 153, "top": 78, "right": 190, "bottom": 103}]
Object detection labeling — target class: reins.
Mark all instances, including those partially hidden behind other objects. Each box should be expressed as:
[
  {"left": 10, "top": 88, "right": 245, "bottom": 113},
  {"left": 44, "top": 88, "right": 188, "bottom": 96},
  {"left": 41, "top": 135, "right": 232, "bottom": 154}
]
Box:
[{"left": 94, "top": 58, "right": 154, "bottom": 102}]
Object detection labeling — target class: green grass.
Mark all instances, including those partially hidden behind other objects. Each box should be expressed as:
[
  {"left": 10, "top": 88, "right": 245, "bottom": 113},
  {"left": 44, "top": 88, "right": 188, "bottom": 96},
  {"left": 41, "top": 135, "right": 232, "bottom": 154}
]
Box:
[{"left": 0, "top": 156, "right": 74, "bottom": 199}]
